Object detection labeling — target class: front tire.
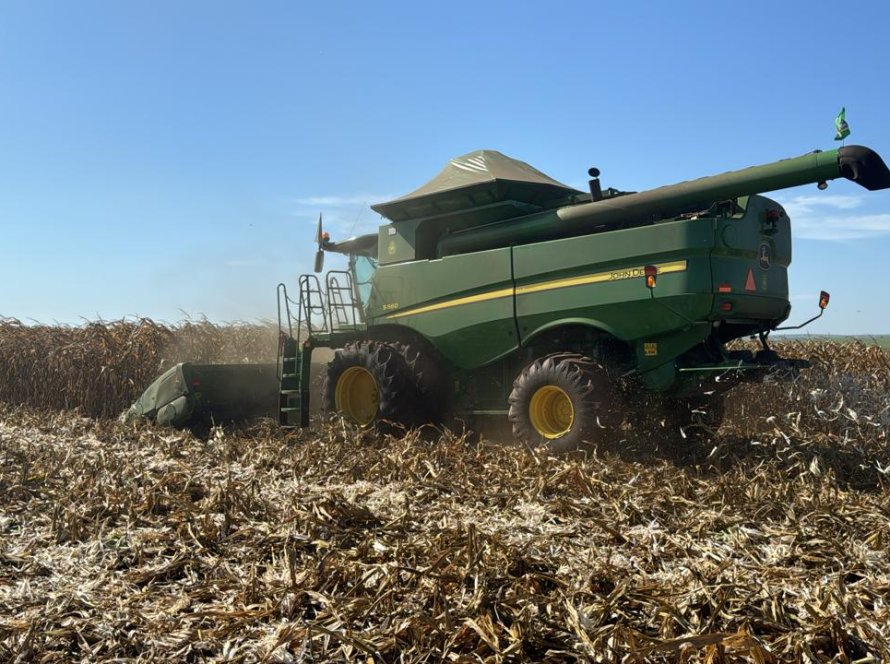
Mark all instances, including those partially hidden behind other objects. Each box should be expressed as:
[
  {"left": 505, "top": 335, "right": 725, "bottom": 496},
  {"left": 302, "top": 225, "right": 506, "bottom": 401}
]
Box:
[
  {"left": 397, "top": 344, "right": 447, "bottom": 425},
  {"left": 508, "top": 353, "right": 619, "bottom": 453},
  {"left": 323, "top": 342, "right": 420, "bottom": 430}
]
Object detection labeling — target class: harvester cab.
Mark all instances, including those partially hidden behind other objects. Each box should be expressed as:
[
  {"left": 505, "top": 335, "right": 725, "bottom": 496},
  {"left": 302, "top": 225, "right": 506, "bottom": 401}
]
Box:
[{"left": 273, "top": 144, "right": 890, "bottom": 451}]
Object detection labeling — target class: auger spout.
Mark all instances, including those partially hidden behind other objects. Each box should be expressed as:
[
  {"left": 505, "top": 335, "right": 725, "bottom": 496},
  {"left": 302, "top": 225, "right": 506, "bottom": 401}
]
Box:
[{"left": 436, "top": 146, "right": 890, "bottom": 257}]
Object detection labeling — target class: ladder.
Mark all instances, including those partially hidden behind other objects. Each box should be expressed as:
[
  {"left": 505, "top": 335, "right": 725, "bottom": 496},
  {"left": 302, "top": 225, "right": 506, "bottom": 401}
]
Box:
[
  {"left": 276, "top": 283, "right": 310, "bottom": 428},
  {"left": 277, "top": 334, "right": 308, "bottom": 428},
  {"left": 275, "top": 272, "right": 367, "bottom": 428}
]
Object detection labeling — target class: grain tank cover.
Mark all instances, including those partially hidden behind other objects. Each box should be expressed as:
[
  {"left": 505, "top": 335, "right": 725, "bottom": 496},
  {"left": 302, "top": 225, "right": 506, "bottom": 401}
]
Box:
[{"left": 372, "top": 150, "right": 583, "bottom": 223}]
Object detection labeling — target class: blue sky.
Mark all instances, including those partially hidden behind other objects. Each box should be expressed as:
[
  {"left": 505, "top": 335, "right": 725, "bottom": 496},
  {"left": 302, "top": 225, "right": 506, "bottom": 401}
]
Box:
[{"left": 1, "top": 1, "right": 888, "bottom": 333}]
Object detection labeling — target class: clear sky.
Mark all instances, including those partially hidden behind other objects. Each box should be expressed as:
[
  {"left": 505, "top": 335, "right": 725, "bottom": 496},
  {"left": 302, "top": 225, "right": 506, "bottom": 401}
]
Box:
[{"left": 1, "top": 0, "right": 888, "bottom": 333}]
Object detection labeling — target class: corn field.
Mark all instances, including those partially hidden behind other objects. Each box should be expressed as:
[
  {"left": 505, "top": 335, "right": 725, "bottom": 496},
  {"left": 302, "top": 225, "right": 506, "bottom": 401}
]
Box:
[
  {"left": 1, "top": 321, "right": 889, "bottom": 662},
  {"left": 0, "top": 318, "right": 278, "bottom": 418}
]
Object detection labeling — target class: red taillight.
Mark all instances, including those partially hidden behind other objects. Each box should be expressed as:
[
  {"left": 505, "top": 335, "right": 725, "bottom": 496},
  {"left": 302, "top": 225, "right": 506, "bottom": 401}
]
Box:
[
  {"left": 719, "top": 301, "right": 733, "bottom": 312},
  {"left": 644, "top": 265, "right": 657, "bottom": 289}
]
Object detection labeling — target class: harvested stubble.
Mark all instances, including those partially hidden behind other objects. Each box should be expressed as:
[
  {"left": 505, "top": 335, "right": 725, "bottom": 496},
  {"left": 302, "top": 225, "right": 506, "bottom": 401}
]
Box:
[
  {"left": 1, "top": 339, "right": 889, "bottom": 662},
  {"left": 0, "top": 318, "right": 277, "bottom": 418}
]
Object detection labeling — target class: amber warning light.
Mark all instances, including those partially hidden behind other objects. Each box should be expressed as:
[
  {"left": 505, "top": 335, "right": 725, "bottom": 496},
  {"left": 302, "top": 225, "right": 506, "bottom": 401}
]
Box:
[
  {"left": 776, "top": 289, "right": 832, "bottom": 331},
  {"left": 644, "top": 265, "right": 658, "bottom": 289}
]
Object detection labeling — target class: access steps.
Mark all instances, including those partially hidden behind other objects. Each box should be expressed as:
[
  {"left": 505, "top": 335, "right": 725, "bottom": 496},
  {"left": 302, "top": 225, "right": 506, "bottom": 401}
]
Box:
[{"left": 275, "top": 270, "right": 366, "bottom": 428}]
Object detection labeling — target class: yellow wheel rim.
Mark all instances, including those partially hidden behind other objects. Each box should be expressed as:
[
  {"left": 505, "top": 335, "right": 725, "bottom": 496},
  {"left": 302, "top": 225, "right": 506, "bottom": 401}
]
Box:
[
  {"left": 334, "top": 367, "right": 379, "bottom": 426},
  {"left": 529, "top": 386, "right": 574, "bottom": 439}
]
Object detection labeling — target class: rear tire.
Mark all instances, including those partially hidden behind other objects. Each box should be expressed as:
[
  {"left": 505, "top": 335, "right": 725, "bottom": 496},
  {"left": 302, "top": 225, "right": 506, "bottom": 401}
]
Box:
[
  {"left": 323, "top": 342, "right": 421, "bottom": 431},
  {"left": 508, "top": 353, "right": 620, "bottom": 453}
]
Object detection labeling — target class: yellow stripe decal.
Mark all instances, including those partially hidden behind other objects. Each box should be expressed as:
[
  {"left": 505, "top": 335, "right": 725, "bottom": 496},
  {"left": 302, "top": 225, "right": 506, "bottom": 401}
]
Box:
[
  {"left": 385, "top": 286, "right": 515, "bottom": 319},
  {"left": 515, "top": 259, "right": 688, "bottom": 295},
  {"left": 385, "top": 260, "right": 687, "bottom": 319}
]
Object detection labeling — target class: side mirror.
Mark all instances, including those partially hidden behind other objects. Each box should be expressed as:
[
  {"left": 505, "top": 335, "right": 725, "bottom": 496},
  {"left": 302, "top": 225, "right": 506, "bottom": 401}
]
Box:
[
  {"left": 819, "top": 290, "right": 830, "bottom": 310},
  {"left": 314, "top": 249, "right": 325, "bottom": 273}
]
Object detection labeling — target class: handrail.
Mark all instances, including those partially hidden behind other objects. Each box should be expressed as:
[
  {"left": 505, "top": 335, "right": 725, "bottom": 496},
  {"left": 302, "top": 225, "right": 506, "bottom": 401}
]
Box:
[
  {"left": 298, "top": 274, "right": 329, "bottom": 337},
  {"left": 279, "top": 272, "right": 367, "bottom": 351},
  {"left": 326, "top": 270, "right": 364, "bottom": 331},
  {"left": 276, "top": 282, "right": 295, "bottom": 338}
]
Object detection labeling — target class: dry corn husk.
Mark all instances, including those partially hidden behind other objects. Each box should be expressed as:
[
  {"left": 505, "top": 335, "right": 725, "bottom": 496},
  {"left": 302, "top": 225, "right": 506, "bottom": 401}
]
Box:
[{"left": 1, "top": 326, "right": 889, "bottom": 662}]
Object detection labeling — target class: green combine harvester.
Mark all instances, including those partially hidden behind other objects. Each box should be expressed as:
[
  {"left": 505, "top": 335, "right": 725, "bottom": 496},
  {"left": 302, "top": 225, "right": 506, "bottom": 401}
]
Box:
[{"left": 131, "top": 144, "right": 890, "bottom": 450}]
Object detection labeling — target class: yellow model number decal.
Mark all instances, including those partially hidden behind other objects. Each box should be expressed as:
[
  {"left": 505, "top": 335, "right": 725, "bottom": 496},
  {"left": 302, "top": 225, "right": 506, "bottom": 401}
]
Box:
[{"left": 609, "top": 267, "right": 647, "bottom": 280}]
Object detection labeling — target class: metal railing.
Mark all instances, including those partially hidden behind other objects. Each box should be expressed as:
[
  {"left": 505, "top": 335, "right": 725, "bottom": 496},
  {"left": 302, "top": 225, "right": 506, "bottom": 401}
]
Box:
[
  {"left": 325, "top": 270, "right": 365, "bottom": 331},
  {"left": 298, "top": 274, "right": 330, "bottom": 336},
  {"left": 276, "top": 271, "right": 366, "bottom": 347},
  {"left": 276, "top": 282, "right": 299, "bottom": 339}
]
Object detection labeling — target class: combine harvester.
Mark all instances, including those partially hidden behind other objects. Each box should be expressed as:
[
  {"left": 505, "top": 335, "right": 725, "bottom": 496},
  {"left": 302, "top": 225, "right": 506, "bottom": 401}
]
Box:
[{"left": 128, "top": 144, "right": 890, "bottom": 450}]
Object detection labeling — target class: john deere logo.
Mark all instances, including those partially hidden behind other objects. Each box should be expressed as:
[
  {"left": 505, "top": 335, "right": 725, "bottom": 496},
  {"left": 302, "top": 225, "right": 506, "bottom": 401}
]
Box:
[{"left": 759, "top": 243, "right": 771, "bottom": 270}]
